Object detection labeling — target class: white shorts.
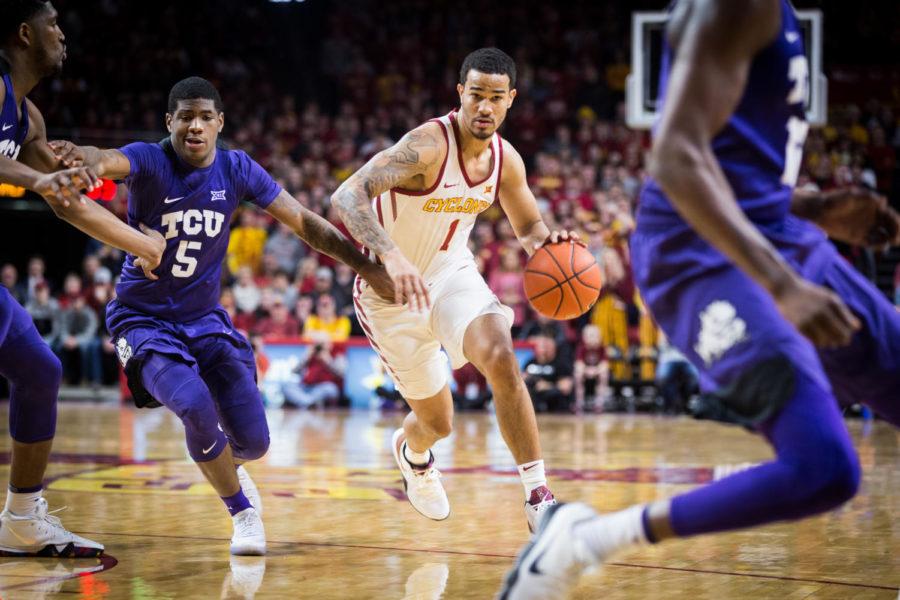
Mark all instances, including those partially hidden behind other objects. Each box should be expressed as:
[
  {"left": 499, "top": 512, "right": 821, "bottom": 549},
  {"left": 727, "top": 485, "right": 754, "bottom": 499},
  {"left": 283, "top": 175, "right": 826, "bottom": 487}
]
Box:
[{"left": 353, "top": 262, "right": 514, "bottom": 400}]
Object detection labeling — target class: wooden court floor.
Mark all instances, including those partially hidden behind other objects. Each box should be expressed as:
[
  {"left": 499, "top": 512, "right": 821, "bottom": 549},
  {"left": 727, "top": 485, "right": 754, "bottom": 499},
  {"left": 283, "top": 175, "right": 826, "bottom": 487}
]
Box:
[{"left": 0, "top": 403, "right": 896, "bottom": 599}]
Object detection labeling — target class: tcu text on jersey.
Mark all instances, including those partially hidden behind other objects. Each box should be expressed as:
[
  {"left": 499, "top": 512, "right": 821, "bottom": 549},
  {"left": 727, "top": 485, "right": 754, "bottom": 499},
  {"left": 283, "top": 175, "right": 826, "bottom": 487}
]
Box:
[{"left": 160, "top": 209, "right": 225, "bottom": 278}]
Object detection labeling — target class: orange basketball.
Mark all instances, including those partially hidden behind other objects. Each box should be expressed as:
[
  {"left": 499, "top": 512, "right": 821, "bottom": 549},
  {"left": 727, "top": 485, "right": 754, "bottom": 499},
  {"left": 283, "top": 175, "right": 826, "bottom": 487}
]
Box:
[{"left": 524, "top": 241, "right": 603, "bottom": 320}]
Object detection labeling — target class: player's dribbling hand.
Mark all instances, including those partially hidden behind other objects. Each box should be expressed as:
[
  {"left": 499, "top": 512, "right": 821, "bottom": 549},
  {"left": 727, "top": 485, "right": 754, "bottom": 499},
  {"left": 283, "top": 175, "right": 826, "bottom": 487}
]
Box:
[
  {"left": 381, "top": 248, "right": 431, "bottom": 311},
  {"left": 360, "top": 263, "right": 396, "bottom": 304},
  {"left": 34, "top": 167, "right": 101, "bottom": 208},
  {"left": 534, "top": 230, "right": 584, "bottom": 252},
  {"left": 133, "top": 223, "right": 165, "bottom": 281},
  {"left": 48, "top": 140, "right": 85, "bottom": 168},
  {"left": 773, "top": 276, "right": 861, "bottom": 349},
  {"left": 814, "top": 187, "right": 900, "bottom": 249}
]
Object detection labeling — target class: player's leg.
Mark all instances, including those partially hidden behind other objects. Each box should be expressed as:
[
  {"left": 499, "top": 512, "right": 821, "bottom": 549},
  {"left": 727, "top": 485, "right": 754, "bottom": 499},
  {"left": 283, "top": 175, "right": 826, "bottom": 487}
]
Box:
[
  {"left": 354, "top": 290, "right": 451, "bottom": 520},
  {"left": 500, "top": 241, "right": 860, "bottom": 598},
  {"left": 0, "top": 293, "right": 103, "bottom": 557},
  {"left": 433, "top": 264, "right": 556, "bottom": 531},
  {"left": 816, "top": 255, "right": 900, "bottom": 426},
  {"left": 193, "top": 329, "right": 269, "bottom": 516},
  {"left": 137, "top": 351, "right": 265, "bottom": 555}
]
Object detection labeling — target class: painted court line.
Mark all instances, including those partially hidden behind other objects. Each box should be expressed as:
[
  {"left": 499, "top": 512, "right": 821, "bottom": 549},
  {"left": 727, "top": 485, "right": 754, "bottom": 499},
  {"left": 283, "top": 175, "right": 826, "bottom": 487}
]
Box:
[{"left": 78, "top": 530, "right": 898, "bottom": 592}]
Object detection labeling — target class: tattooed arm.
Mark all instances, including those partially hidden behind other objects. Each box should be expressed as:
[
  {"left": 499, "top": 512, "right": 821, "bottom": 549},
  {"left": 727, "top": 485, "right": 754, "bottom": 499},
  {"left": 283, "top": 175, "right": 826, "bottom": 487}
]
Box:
[
  {"left": 332, "top": 121, "right": 445, "bottom": 309},
  {"left": 265, "top": 190, "right": 395, "bottom": 301}
]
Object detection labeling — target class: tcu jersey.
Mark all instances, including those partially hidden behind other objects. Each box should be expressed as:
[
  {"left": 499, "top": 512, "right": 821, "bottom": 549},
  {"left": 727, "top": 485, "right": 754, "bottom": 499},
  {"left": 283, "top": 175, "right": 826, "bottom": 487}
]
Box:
[
  {"left": 0, "top": 72, "right": 28, "bottom": 160},
  {"left": 373, "top": 111, "right": 502, "bottom": 283},
  {"left": 112, "top": 142, "right": 281, "bottom": 322},
  {"left": 640, "top": 0, "right": 808, "bottom": 226}
]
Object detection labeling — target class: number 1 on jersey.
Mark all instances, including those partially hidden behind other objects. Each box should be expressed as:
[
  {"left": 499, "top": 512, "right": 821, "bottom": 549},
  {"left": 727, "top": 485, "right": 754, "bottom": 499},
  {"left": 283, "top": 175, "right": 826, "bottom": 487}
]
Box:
[{"left": 439, "top": 219, "right": 460, "bottom": 252}]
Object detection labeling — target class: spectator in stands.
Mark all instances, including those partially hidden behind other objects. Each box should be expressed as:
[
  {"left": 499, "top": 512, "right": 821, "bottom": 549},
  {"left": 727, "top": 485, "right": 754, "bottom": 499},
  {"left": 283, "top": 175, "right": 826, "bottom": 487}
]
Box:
[
  {"left": 56, "top": 295, "right": 100, "bottom": 385},
  {"left": 452, "top": 363, "right": 491, "bottom": 410},
  {"left": 523, "top": 334, "right": 574, "bottom": 413},
  {"left": 58, "top": 272, "right": 85, "bottom": 309},
  {"left": 264, "top": 222, "right": 305, "bottom": 274},
  {"left": 226, "top": 208, "right": 268, "bottom": 275},
  {"left": 25, "top": 281, "right": 60, "bottom": 346},
  {"left": 280, "top": 335, "right": 346, "bottom": 409},
  {"left": 573, "top": 325, "right": 609, "bottom": 413},
  {"left": 1, "top": 263, "right": 27, "bottom": 305},
  {"left": 489, "top": 247, "right": 527, "bottom": 336},
  {"left": 294, "top": 295, "right": 315, "bottom": 330},
  {"left": 232, "top": 266, "right": 262, "bottom": 315},
  {"left": 269, "top": 270, "right": 298, "bottom": 311},
  {"left": 25, "top": 255, "right": 47, "bottom": 300},
  {"left": 303, "top": 294, "right": 350, "bottom": 342},
  {"left": 332, "top": 263, "right": 356, "bottom": 317},
  {"left": 254, "top": 297, "right": 300, "bottom": 340},
  {"left": 295, "top": 256, "right": 319, "bottom": 295}
]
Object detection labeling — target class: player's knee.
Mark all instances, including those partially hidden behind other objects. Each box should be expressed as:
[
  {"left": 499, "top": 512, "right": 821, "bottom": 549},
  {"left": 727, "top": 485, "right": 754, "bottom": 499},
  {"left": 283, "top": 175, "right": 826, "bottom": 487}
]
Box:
[
  {"left": 423, "top": 414, "right": 453, "bottom": 439},
  {"left": 479, "top": 342, "right": 518, "bottom": 378},
  {"left": 233, "top": 425, "right": 270, "bottom": 461},
  {"left": 814, "top": 440, "right": 861, "bottom": 507}
]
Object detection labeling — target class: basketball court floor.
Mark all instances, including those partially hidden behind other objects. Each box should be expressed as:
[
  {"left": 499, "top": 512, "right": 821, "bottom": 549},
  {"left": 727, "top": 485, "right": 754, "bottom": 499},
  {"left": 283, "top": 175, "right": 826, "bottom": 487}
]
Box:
[{"left": 0, "top": 403, "right": 896, "bottom": 599}]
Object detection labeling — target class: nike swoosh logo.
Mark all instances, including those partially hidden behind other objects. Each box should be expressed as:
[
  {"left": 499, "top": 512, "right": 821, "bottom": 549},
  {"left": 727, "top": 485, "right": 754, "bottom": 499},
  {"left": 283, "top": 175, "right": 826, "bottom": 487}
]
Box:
[
  {"left": 1, "top": 124, "right": 12, "bottom": 132},
  {"left": 202, "top": 440, "right": 218, "bottom": 455},
  {"left": 529, "top": 547, "right": 549, "bottom": 575},
  {"left": 785, "top": 31, "right": 800, "bottom": 43},
  {"left": 163, "top": 196, "right": 184, "bottom": 204},
  {"left": 443, "top": 182, "right": 458, "bottom": 188},
  {"left": 523, "top": 463, "right": 539, "bottom": 471}
]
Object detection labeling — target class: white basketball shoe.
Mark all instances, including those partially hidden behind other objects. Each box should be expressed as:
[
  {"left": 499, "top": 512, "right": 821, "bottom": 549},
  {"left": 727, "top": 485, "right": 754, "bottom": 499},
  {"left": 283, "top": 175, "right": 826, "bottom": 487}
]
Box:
[
  {"left": 230, "top": 508, "right": 266, "bottom": 556},
  {"left": 524, "top": 485, "right": 557, "bottom": 534},
  {"left": 0, "top": 498, "right": 104, "bottom": 557},
  {"left": 237, "top": 466, "right": 262, "bottom": 517},
  {"left": 221, "top": 555, "right": 266, "bottom": 600},
  {"left": 391, "top": 428, "right": 450, "bottom": 521},
  {"left": 498, "top": 503, "right": 598, "bottom": 600}
]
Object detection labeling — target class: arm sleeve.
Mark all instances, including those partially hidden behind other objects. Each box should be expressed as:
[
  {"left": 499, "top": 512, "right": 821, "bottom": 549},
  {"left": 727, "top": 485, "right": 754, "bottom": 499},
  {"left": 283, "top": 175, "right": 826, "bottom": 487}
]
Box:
[
  {"left": 118, "top": 142, "right": 157, "bottom": 181},
  {"left": 234, "top": 151, "right": 282, "bottom": 209}
]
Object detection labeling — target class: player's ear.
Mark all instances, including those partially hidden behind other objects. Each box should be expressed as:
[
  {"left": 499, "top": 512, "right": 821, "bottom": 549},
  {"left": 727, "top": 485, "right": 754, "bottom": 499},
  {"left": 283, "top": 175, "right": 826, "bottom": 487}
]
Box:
[
  {"left": 17, "top": 23, "right": 32, "bottom": 48},
  {"left": 217, "top": 112, "right": 224, "bottom": 133},
  {"left": 165, "top": 113, "right": 173, "bottom": 133},
  {"left": 457, "top": 83, "right": 465, "bottom": 100},
  {"left": 508, "top": 88, "right": 517, "bottom": 109}
]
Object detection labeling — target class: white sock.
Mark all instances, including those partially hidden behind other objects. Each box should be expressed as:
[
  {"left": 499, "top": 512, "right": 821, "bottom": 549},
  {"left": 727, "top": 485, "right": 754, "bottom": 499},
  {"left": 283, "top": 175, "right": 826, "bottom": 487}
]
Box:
[
  {"left": 517, "top": 459, "right": 548, "bottom": 501},
  {"left": 573, "top": 504, "right": 649, "bottom": 561},
  {"left": 5, "top": 488, "right": 43, "bottom": 516},
  {"left": 403, "top": 443, "right": 430, "bottom": 467}
]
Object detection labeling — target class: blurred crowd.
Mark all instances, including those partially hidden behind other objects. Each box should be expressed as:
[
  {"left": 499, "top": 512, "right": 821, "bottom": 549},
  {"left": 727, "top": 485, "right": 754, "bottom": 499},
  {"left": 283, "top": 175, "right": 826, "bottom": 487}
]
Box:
[{"left": 3, "top": 0, "right": 898, "bottom": 411}]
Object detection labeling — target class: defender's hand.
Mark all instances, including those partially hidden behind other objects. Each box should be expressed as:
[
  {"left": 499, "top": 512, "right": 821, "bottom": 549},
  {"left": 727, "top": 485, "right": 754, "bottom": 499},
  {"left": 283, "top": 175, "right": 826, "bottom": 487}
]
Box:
[
  {"left": 381, "top": 248, "right": 430, "bottom": 311},
  {"left": 773, "top": 276, "right": 860, "bottom": 349},
  {"left": 34, "top": 167, "right": 100, "bottom": 208},
  {"left": 817, "top": 187, "right": 900, "bottom": 248},
  {"left": 48, "top": 140, "right": 86, "bottom": 168},
  {"left": 132, "top": 223, "right": 165, "bottom": 281},
  {"left": 360, "top": 263, "right": 397, "bottom": 304}
]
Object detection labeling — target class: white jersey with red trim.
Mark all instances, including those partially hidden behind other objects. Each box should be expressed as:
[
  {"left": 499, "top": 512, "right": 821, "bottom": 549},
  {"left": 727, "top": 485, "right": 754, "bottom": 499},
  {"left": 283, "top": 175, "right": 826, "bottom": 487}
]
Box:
[{"left": 370, "top": 111, "right": 503, "bottom": 284}]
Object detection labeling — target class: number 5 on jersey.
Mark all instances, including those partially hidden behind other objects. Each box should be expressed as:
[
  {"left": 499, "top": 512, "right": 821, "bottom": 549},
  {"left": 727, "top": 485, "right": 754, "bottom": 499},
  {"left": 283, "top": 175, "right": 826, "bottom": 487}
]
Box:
[{"left": 173, "top": 241, "right": 202, "bottom": 277}]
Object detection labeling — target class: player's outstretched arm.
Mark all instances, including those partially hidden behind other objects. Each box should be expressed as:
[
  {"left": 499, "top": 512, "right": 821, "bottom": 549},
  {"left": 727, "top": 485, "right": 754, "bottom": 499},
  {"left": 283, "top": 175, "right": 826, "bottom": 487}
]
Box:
[
  {"left": 13, "top": 105, "right": 162, "bottom": 276},
  {"left": 649, "top": 0, "right": 858, "bottom": 348},
  {"left": 49, "top": 142, "right": 132, "bottom": 181},
  {"left": 332, "top": 123, "right": 444, "bottom": 309},
  {"left": 265, "top": 191, "right": 395, "bottom": 301},
  {"left": 498, "top": 141, "right": 579, "bottom": 255}
]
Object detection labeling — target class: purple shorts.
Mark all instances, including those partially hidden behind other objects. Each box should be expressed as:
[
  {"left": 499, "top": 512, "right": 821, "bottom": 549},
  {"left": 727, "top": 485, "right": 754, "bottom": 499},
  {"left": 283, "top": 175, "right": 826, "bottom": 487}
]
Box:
[
  {"left": 0, "top": 287, "right": 36, "bottom": 346},
  {"left": 632, "top": 215, "right": 900, "bottom": 409},
  {"left": 106, "top": 299, "right": 256, "bottom": 388}
]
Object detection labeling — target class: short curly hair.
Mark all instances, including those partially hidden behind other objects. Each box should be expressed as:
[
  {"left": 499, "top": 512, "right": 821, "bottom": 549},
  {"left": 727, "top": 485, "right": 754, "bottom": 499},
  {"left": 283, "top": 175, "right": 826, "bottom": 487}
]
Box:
[
  {"left": 459, "top": 47, "right": 516, "bottom": 88},
  {"left": 0, "top": 0, "right": 50, "bottom": 47}
]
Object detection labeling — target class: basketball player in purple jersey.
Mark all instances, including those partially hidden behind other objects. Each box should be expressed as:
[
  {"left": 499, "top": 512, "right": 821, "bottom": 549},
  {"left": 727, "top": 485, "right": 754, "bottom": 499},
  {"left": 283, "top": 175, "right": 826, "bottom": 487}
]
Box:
[
  {"left": 0, "top": 0, "right": 168, "bottom": 557},
  {"left": 59, "top": 77, "right": 394, "bottom": 555},
  {"left": 501, "top": 0, "right": 900, "bottom": 597}
]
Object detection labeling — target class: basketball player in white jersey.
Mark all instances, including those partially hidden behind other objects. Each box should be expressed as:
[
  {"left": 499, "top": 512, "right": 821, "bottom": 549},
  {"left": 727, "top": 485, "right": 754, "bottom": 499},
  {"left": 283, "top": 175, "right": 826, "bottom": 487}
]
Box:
[{"left": 334, "top": 48, "right": 576, "bottom": 531}]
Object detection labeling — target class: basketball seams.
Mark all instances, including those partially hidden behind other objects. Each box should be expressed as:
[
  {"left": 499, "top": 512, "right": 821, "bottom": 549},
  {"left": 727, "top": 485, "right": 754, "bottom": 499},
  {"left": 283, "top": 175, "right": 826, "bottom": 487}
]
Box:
[
  {"left": 567, "top": 242, "right": 584, "bottom": 315},
  {"left": 525, "top": 243, "right": 602, "bottom": 319}
]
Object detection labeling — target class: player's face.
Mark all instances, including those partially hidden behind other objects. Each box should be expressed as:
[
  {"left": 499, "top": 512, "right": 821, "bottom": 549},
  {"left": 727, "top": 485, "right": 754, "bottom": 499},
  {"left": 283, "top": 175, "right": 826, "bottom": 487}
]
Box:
[
  {"left": 456, "top": 70, "right": 516, "bottom": 140},
  {"left": 166, "top": 99, "right": 224, "bottom": 168},
  {"left": 28, "top": 4, "right": 66, "bottom": 76}
]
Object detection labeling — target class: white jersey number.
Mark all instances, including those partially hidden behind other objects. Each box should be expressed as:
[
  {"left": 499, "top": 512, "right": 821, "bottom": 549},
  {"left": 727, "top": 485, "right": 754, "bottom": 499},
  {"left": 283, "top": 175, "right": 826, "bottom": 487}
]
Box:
[
  {"left": 781, "top": 56, "right": 810, "bottom": 186},
  {"left": 172, "top": 241, "right": 202, "bottom": 278}
]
